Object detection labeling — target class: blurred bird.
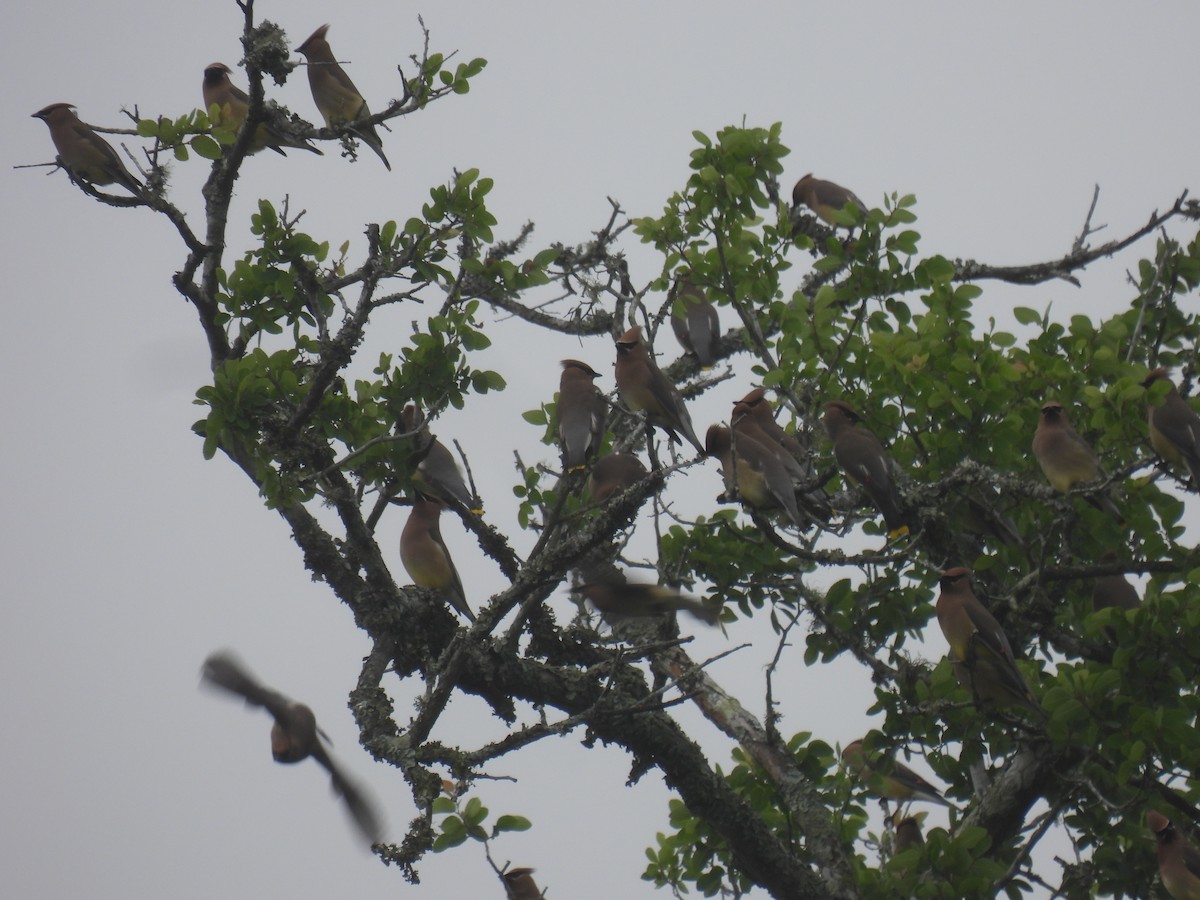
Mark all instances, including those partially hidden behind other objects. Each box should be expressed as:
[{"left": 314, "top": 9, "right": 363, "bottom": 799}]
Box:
[
  {"left": 202, "top": 62, "right": 322, "bottom": 156},
  {"left": 296, "top": 24, "right": 391, "bottom": 170},
  {"left": 892, "top": 810, "right": 926, "bottom": 855},
  {"left": 936, "top": 567, "right": 1041, "bottom": 714},
  {"left": 792, "top": 173, "right": 866, "bottom": 227},
  {"left": 200, "top": 650, "right": 383, "bottom": 844},
  {"left": 841, "top": 739, "right": 948, "bottom": 806},
  {"left": 400, "top": 496, "right": 474, "bottom": 620},
  {"left": 669, "top": 275, "right": 720, "bottom": 368},
  {"left": 32, "top": 103, "right": 143, "bottom": 194},
  {"left": 576, "top": 577, "right": 719, "bottom": 625},
  {"left": 1032, "top": 400, "right": 1122, "bottom": 520},
  {"left": 557, "top": 359, "right": 606, "bottom": 471},
  {"left": 400, "top": 405, "right": 482, "bottom": 513},
  {"left": 705, "top": 424, "right": 808, "bottom": 528},
  {"left": 1148, "top": 810, "right": 1200, "bottom": 900},
  {"left": 588, "top": 453, "right": 648, "bottom": 502},
  {"left": 822, "top": 401, "right": 908, "bottom": 537},
  {"left": 733, "top": 398, "right": 832, "bottom": 522},
  {"left": 615, "top": 325, "right": 705, "bottom": 455},
  {"left": 1143, "top": 368, "right": 1200, "bottom": 488},
  {"left": 503, "top": 867, "right": 545, "bottom": 899}
]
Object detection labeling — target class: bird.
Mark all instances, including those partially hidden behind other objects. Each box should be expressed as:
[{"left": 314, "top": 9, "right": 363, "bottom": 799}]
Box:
[
  {"left": 1032, "top": 400, "right": 1122, "bottom": 520},
  {"left": 199, "top": 650, "right": 383, "bottom": 844},
  {"left": 502, "top": 867, "right": 545, "bottom": 899},
  {"left": 704, "top": 424, "right": 808, "bottom": 528},
  {"left": 792, "top": 174, "right": 867, "bottom": 227},
  {"left": 576, "top": 577, "right": 720, "bottom": 625},
  {"left": 669, "top": 275, "right": 720, "bottom": 368},
  {"left": 1148, "top": 810, "right": 1200, "bottom": 899},
  {"left": 892, "top": 811, "right": 926, "bottom": 855},
  {"left": 1091, "top": 562, "right": 1140, "bottom": 613},
  {"left": 202, "top": 62, "right": 322, "bottom": 156},
  {"left": 588, "top": 453, "right": 648, "bottom": 502},
  {"left": 296, "top": 24, "right": 391, "bottom": 170},
  {"left": 32, "top": 103, "right": 143, "bottom": 194},
  {"left": 399, "top": 496, "right": 475, "bottom": 620},
  {"left": 614, "top": 325, "right": 705, "bottom": 455},
  {"left": 557, "top": 359, "right": 606, "bottom": 471},
  {"left": 1143, "top": 368, "right": 1200, "bottom": 487},
  {"left": 822, "top": 401, "right": 908, "bottom": 537},
  {"left": 737, "top": 387, "right": 805, "bottom": 457},
  {"left": 841, "top": 739, "right": 949, "bottom": 806},
  {"left": 400, "top": 405, "right": 482, "bottom": 513},
  {"left": 732, "top": 397, "right": 832, "bottom": 522},
  {"left": 936, "top": 567, "right": 1042, "bottom": 714}
]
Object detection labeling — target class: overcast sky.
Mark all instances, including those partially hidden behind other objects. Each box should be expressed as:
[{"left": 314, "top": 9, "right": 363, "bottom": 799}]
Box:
[{"left": 5, "top": 2, "right": 1199, "bottom": 898}]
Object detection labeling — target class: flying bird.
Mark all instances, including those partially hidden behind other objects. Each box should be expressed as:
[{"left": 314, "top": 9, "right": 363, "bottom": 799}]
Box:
[
  {"left": 792, "top": 173, "right": 867, "bottom": 227},
  {"left": 614, "top": 325, "right": 705, "bottom": 455},
  {"left": 557, "top": 359, "right": 606, "bottom": 471},
  {"left": 936, "top": 567, "right": 1041, "bottom": 714},
  {"left": 32, "top": 103, "right": 143, "bottom": 194},
  {"left": 1143, "top": 368, "right": 1200, "bottom": 488},
  {"left": 400, "top": 405, "right": 482, "bottom": 513},
  {"left": 841, "top": 739, "right": 949, "bottom": 807},
  {"left": 202, "top": 62, "right": 322, "bottom": 156},
  {"left": 400, "top": 496, "right": 475, "bottom": 620},
  {"left": 1032, "top": 400, "right": 1122, "bottom": 519},
  {"left": 576, "top": 577, "right": 719, "bottom": 625},
  {"left": 200, "top": 650, "right": 383, "bottom": 844},
  {"left": 822, "top": 401, "right": 908, "bottom": 537},
  {"left": 669, "top": 275, "right": 720, "bottom": 368},
  {"left": 588, "top": 453, "right": 648, "bottom": 502},
  {"left": 1148, "top": 809, "right": 1200, "bottom": 900},
  {"left": 296, "top": 24, "right": 391, "bottom": 170},
  {"left": 502, "top": 867, "right": 546, "bottom": 899},
  {"left": 705, "top": 423, "right": 808, "bottom": 528}
]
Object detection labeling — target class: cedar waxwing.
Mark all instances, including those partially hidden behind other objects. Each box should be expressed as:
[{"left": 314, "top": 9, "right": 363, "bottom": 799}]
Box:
[
  {"left": 576, "top": 578, "right": 720, "bottom": 625},
  {"left": 200, "top": 650, "right": 383, "bottom": 844},
  {"left": 399, "top": 497, "right": 474, "bottom": 620},
  {"left": 670, "top": 275, "right": 720, "bottom": 368},
  {"left": 614, "top": 325, "right": 705, "bottom": 455},
  {"left": 1148, "top": 810, "right": 1200, "bottom": 899},
  {"left": 738, "top": 387, "right": 805, "bottom": 457},
  {"left": 557, "top": 359, "right": 606, "bottom": 472},
  {"left": 32, "top": 103, "right": 143, "bottom": 194},
  {"left": 705, "top": 424, "right": 808, "bottom": 528},
  {"left": 1032, "top": 401, "right": 1122, "bottom": 520},
  {"left": 936, "top": 567, "right": 1041, "bottom": 714},
  {"left": 296, "top": 24, "right": 391, "bottom": 170},
  {"left": 503, "top": 867, "right": 545, "bottom": 900},
  {"left": 400, "top": 405, "right": 482, "bottom": 513},
  {"left": 1143, "top": 368, "right": 1200, "bottom": 487},
  {"left": 732, "top": 399, "right": 833, "bottom": 522},
  {"left": 892, "top": 811, "right": 926, "bottom": 855},
  {"left": 792, "top": 174, "right": 867, "bottom": 227},
  {"left": 841, "top": 739, "right": 949, "bottom": 807},
  {"left": 1091, "top": 565, "right": 1140, "bottom": 613},
  {"left": 588, "top": 452, "right": 648, "bottom": 502},
  {"left": 822, "top": 401, "right": 909, "bottom": 537},
  {"left": 202, "top": 62, "right": 322, "bottom": 156}
]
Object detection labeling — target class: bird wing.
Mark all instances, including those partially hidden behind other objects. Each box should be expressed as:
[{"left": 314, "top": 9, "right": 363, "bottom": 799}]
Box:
[
  {"left": 201, "top": 652, "right": 294, "bottom": 721},
  {"left": 309, "top": 742, "right": 384, "bottom": 843}
]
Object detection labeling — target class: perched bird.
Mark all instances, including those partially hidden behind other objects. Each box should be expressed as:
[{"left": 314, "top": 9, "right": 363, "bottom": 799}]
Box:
[
  {"left": 892, "top": 811, "right": 926, "bottom": 855},
  {"left": 841, "top": 739, "right": 949, "bottom": 807},
  {"left": 296, "top": 24, "right": 391, "bottom": 170},
  {"left": 936, "top": 567, "right": 1041, "bottom": 714},
  {"left": 822, "top": 401, "right": 908, "bottom": 538},
  {"left": 1143, "top": 368, "right": 1200, "bottom": 487},
  {"left": 32, "top": 103, "right": 143, "bottom": 194},
  {"left": 399, "top": 496, "right": 474, "bottom": 620},
  {"left": 200, "top": 650, "right": 383, "bottom": 844},
  {"left": 1091, "top": 563, "right": 1141, "bottom": 613},
  {"left": 792, "top": 173, "right": 867, "bottom": 227},
  {"left": 557, "top": 359, "right": 606, "bottom": 472},
  {"left": 614, "top": 325, "right": 705, "bottom": 455},
  {"left": 705, "top": 424, "right": 808, "bottom": 528},
  {"left": 732, "top": 398, "right": 832, "bottom": 522},
  {"left": 1148, "top": 810, "right": 1200, "bottom": 900},
  {"left": 588, "top": 453, "right": 648, "bottom": 502},
  {"left": 1032, "top": 400, "right": 1122, "bottom": 520},
  {"left": 503, "top": 867, "right": 545, "bottom": 900},
  {"left": 669, "top": 275, "right": 720, "bottom": 368},
  {"left": 737, "top": 387, "right": 805, "bottom": 457},
  {"left": 202, "top": 62, "right": 322, "bottom": 156},
  {"left": 576, "top": 577, "right": 719, "bottom": 625},
  {"left": 400, "top": 405, "right": 482, "bottom": 513}
]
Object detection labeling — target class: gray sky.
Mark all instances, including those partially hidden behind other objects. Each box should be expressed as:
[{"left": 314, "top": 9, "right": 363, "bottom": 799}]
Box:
[{"left": 5, "top": 2, "right": 1199, "bottom": 898}]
